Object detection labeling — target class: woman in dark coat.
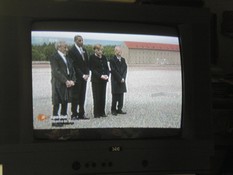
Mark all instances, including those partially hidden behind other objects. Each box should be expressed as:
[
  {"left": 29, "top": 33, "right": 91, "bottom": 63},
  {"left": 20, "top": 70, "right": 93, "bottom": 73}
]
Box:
[
  {"left": 109, "top": 46, "right": 127, "bottom": 115},
  {"left": 50, "top": 41, "right": 76, "bottom": 118},
  {"left": 89, "top": 44, "right": 109, "bottom": 118}
]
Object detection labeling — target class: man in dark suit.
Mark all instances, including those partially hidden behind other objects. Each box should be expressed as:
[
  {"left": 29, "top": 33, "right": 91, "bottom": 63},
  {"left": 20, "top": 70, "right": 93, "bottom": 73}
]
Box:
[
  {"left": 50, "top": 41, "right": 76, "bottom": 120},
  {"left": 68, "top": 35, "right": 90, "bottom": 120},
  {"left": 109, "top": 46, "right": 127, "bottom": 115}
]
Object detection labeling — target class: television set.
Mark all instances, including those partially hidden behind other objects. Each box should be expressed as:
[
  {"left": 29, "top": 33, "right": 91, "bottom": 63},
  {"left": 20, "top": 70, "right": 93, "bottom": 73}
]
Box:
[{"left": 0, "top": 1, "right": 213, "bottom": 175}]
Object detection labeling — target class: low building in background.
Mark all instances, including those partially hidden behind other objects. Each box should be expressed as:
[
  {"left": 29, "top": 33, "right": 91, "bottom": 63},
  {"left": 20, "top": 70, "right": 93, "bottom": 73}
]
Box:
[{"left": 121, "top": 41, "right": 180, "bottom": 65}]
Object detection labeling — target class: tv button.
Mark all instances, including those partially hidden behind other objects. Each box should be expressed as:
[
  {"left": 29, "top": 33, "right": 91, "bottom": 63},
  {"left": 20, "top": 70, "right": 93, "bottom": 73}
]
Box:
[{"left": 72, "top": 161, "right": 81, "bottom": 170}]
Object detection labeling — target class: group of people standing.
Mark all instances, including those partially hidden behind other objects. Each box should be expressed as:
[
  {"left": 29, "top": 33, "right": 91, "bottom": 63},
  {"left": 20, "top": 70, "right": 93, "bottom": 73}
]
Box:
[{"left": 49, "top": 35, "right": 127, "bottom": 121}]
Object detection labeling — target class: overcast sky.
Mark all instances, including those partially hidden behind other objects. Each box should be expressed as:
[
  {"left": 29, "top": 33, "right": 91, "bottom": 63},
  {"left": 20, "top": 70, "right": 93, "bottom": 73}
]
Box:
[{"left": 32, "top": 31, "right": 179, "bottom": 44}]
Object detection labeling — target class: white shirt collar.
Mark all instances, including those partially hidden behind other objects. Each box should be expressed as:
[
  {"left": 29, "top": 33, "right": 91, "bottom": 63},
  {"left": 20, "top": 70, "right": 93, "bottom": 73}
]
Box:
[
  {"left": 57, "top": 50, "right": 70, "bottom": 74},
  {"left": 117, "top": 56, "right": 121, "bottom": 61},
  {"left": 75, "top": 44, "right": 83, "bottom": 54},
  {"left": 58, "top": 50, "right": 67, "bottom": 64}
]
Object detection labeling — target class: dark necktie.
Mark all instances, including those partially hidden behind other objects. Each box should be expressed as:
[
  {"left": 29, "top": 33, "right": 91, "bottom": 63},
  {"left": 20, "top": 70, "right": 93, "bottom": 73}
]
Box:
[{"left": 63, "top": 55, "right": 70, "bottom": 75}]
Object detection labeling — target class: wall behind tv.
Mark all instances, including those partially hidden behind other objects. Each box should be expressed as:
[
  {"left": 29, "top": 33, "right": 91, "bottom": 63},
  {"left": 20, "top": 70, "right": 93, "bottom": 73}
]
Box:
[{"left": 204, "top": 0, "right": 233, "bottom": 73}]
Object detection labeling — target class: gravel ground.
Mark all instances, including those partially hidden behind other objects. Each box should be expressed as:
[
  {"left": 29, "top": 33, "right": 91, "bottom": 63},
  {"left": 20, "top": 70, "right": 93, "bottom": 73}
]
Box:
[{"left": 32, "top": 64, "right": 182, "bottom": 129}]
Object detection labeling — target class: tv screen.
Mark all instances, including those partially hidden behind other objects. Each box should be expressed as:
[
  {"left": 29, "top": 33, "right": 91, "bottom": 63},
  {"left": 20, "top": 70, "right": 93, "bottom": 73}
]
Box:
[{"left": 31, "top": 23, "right": 182, "bottom": 140}]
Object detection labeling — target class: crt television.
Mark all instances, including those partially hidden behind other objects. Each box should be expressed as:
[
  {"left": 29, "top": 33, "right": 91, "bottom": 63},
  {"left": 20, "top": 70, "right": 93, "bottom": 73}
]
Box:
[{"left": 0, "top": 1, "right": 213, "bottom": 175}]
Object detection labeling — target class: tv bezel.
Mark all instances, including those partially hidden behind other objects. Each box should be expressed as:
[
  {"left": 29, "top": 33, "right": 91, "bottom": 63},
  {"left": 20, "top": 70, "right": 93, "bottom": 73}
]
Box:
[{"left": 0, "top": 1, "right": 213, "bottom": 175}]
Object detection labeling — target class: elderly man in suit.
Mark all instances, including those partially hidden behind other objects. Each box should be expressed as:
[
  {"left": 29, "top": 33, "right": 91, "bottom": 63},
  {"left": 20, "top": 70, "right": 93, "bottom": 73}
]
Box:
[
  {"left": 68, "top": 35, "right": 90, "bottom": 120},
  {"left": 50, "top": 41, "right": 76, "bottom": 120},
  {"left": 109, "top": 46, "right": 127, "bottom": 116}
]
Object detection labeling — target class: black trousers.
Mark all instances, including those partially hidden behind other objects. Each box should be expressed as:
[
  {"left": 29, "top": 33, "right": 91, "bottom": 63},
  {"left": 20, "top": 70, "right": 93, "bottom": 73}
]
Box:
[
  {"left": 71, "top": 80, "right": 87, "bottom": 116},
  {"left": 92, "top": 82, "right": 107, "bottom": 117},
  {"left": 53, "top": 103, "right": 68, "bottom": 116},
  {"left": 111, "top": 93, "right": 124, "bottom": 112}
]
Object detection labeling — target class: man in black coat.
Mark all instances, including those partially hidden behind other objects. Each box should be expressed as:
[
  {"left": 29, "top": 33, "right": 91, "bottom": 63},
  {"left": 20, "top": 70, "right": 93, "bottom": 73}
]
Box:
[
  {"left": 68, "top": 35, "right": 90, "bottom": 120},
  {"left": 50, "top": 41, "right": 76, "bottom": 119},
  {"left": 109, "top": 46, "right": 127, "bottom": 115}
]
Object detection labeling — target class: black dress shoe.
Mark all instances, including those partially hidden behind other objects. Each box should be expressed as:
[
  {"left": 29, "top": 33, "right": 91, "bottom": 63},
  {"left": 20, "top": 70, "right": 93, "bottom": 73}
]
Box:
[
  {"left": 111, "top": 111, "right": 118, "bottom": 116},
  {"left": 79, "top": 115, "right": 90, "bottom": 120},
  {"left": 71, "top": 113, "right": 78, "bottom": 117},
  {"left": 101, "top": 114, "right": 107, "bottom": 117},
  {"left": 117, "top": 110, "right": 127, "bottom": 114},
  {"left": 71, "top": 116, "right": 79, "bottom": 120}
]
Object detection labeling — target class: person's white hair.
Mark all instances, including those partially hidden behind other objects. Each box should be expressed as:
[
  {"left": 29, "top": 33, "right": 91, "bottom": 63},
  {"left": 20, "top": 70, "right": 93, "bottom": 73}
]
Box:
[{"left": 55, "top": 41, "right": 67, "bottom": 50}]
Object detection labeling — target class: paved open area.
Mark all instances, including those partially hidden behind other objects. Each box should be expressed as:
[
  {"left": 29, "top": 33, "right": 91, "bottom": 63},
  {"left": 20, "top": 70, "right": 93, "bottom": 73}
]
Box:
[{"left": 32, "top": 64, "right": 182, "bottom": 129}]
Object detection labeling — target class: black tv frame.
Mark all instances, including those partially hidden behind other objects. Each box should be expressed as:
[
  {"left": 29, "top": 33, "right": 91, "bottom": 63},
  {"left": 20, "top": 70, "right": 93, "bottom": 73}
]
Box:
[{"left": 0, "top": 1, "right": 213, "bottom": 175}]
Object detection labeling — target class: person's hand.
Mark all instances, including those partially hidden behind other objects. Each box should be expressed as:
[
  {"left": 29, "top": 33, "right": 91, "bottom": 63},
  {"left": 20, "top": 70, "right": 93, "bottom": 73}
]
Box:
[
  {"left": 83, "top": 74, "right": 89, "bottom": 81},
  {"left": 66, "top": 80, "right": 75, "bottom": 87},
  {"left": 121, "top": 78, "right": 125, "bottom": 83},
  {"left": 100, "top": 75, "right": 106, "bottom": 80},
  {"left": 101, "top": 75, "right": 108, "bottom": 80},
  {"left": 66, "top": 80, "right": 71, "bottom": 87},
  {"left": 70, "top": 80, "right": 75, "bottom": 86}
]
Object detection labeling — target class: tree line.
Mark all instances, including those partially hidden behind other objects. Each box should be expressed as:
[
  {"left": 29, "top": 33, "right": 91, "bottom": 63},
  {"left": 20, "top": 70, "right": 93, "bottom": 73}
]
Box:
[{"left": 32, "top": 42, "right": 116, "bottom": 61}]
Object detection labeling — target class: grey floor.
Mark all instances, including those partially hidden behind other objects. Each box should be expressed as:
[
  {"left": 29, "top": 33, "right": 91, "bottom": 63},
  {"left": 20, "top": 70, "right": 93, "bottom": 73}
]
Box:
[{"left": 32, "top": 64, "right": 182, "bottom": 129}]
